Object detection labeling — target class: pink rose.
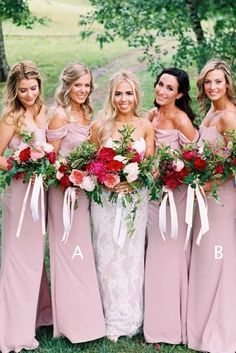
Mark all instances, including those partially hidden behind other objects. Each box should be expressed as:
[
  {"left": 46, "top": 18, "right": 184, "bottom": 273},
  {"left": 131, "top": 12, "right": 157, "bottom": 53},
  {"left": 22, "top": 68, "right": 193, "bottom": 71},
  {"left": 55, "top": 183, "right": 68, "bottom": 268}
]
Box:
[
  {"left": 103, "top": 174, "right": 120, "bottom": 188},
  {"left": 30, "top": 149, "right": 45, "bottom": 161},
  {"left": 182, "top": 150, "right": 195, "bottom": 160},
  {"left": 80, "top": 176, "right": 96, "bottom": 191},
  {"left": 69, "top": 170, "right": 84, "bottom": 186}
]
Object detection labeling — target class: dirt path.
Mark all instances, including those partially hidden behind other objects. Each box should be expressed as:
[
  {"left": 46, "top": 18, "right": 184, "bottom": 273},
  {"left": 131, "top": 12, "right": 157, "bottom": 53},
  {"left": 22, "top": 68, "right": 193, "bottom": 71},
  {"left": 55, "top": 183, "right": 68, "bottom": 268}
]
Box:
[{"left": 91, "top": 48, "right": 146, "bottom": 107}]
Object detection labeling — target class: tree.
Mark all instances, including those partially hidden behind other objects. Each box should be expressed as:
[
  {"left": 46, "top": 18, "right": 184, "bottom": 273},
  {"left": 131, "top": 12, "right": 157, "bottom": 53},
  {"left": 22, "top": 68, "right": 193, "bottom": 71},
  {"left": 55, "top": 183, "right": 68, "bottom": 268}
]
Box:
[
  {"left": 0, "top": 0, "right": 46, "bottom": 81},
  {"left": 80, "top": 0, "right": 236, "bottom": 74}
]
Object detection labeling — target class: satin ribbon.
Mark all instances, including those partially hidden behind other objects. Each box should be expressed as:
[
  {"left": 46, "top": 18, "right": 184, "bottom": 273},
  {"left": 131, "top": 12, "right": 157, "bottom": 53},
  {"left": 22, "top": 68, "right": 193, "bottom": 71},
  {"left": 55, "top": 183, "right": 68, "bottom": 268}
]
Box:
[
  {"left": 16, "top": 174, "right": 45, "bottom": 238},
  {"left": 184, "top": 183, "right": 209, "bottom": 249},
  {"left": 113, "top": 193, "right": 129, "bottom": 247},
  {"left": 61, "top": 187, "right": 77, "bottom": 243},
  {"left": 159, "top": 188, "right": 178, "bottom": 241}
]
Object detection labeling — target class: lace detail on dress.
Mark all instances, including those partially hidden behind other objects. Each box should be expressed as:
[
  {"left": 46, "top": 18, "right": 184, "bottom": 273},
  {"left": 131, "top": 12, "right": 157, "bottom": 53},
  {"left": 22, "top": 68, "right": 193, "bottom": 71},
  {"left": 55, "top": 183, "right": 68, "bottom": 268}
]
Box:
[{"left": 91, "top": 188, "right": 148, "bottom": 336}]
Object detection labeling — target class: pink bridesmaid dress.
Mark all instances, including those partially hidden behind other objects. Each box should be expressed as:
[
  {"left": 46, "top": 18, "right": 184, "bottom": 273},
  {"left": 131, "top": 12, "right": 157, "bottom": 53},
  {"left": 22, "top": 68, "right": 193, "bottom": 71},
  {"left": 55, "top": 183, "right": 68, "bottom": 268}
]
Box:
[
  {"left": 144, "top": 128, "right": 198, "bottom": 345},
  {"left": 187, "top": 121, "right": 236, "bottom": 353},
  {"left": 47, "top": 123, "right": 105, "bottom": 343},
  {"left": 0, "top": 122, "right": 52, "bottom": 353}
]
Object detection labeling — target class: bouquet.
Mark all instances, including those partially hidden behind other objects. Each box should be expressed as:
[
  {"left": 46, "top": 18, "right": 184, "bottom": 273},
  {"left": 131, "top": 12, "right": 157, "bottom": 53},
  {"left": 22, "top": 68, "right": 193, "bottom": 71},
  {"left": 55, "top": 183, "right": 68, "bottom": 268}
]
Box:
[
  {"left": 153, "top": 145, "right": 188, "bottom": 240},
  {"left": 0, "top": 130, "right": 57, "bottom": 238}
]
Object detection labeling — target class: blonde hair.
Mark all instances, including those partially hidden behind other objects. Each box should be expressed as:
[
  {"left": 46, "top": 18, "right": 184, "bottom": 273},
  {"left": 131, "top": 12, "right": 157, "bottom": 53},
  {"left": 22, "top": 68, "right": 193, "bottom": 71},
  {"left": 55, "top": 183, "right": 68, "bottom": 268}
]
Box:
[
  {"left": 98, "top": 70, "right": 142, "bottom": 145},
  {"left": 197, "top": 59, "right": 236, "bottom": 113},
  {"left": 1, "top": 60, "right": 43, "bottom": 130},
  {"left": 55, "top": 63, "right": 94, "bottom": 120}
]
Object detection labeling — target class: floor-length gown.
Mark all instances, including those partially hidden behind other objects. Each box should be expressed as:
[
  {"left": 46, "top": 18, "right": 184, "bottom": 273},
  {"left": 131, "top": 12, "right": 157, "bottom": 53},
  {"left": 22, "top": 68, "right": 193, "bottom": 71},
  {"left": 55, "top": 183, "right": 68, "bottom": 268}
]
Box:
[
  {"left": 144, "top": 129, "right": 198, "bottom": 344},
  {"left": 47, "top": 123, "right": 105, "bottom": 343},
  {"left": 187, "top": 121, "right": 236, "bottom": 353},
  {"left": 91, "top": 138, "right": 148, "bottom": 337},
  {"left": 0, "top": 122, "right": 52, "bottom": 353}
]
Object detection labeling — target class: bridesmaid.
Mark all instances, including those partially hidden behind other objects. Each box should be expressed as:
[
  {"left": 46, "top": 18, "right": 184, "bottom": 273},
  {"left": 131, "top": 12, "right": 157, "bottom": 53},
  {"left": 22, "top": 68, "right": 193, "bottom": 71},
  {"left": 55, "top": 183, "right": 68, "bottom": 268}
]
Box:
[
  {"left": 47, "top": 63, "right": 105, "bottom": 343},
  {"left": 91, "top": 71, "right": 154, "bottom": 342},
  {"left": 144, "top": 68, "right": 198, "bottom": 345},
  {"left": 0, "top": 61, "right": 52, "bottom": 353},
  {"left": 187, "top": 59, "right": 236, "bottom": 353}
]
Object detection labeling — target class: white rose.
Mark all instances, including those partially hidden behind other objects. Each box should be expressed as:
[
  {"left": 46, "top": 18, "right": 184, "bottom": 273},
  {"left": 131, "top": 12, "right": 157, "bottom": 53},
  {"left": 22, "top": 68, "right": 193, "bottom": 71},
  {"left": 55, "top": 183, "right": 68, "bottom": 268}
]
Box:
[
  {"left": 132, "top": 137, "right": 146, "bottom": 154},
  {"left": 123, "top": 162, "right": 140, "bottom": 183},
  {"left": 114, "top": 155, "right": 128, "bottom": 164},
  {"left": 173, "top": 159, "right": 184, "bottom": 172},
  {"left": 42, "top": 142, "right": 54, "bottom": 153},
  {"left": 80, "top": 176, "right": 96, "bottom": 192}
]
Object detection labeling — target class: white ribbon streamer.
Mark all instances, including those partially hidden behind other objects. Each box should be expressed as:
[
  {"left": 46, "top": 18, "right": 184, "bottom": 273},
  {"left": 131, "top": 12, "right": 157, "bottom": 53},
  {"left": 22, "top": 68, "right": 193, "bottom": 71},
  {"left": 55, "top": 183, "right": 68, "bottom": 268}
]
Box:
[
  {"left": 62, "top": 187, "right": 77, "bottom": 243},
  {"left": 113, "top": 193, "right": 129, "bottom": 247},
  {"left": 184, "top": 184, "right": 209, "bottom": 248},
  {"left": 159, "top": 188, "right": 178, "bottom": 241},
  {"left": 16, "top": 178, "right": 32, "bottom": 238},
  {"left": 16, "top": 174, "right": 46, "bottom": 238}
]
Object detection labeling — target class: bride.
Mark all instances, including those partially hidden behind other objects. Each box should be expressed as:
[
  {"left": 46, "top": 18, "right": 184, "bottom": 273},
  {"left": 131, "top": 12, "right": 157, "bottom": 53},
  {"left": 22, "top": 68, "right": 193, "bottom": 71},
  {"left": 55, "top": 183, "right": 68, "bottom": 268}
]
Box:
[{"left": 91, "top": 70, "right": 154, "bottom": 342}]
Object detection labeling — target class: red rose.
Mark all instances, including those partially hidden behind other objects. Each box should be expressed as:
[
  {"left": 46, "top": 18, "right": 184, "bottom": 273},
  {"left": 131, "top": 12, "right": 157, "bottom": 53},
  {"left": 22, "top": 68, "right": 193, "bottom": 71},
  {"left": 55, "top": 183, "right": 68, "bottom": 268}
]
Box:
[
  {"left": 19, "top": 147, "right": 31, "bottom": 162},
  {"left": 194, "top": 157, "right": 207, "bottom": 171},
  {"left": 182, "top": 150, "right": 195, "bottom": 160},
  {"left": 98, "top": 147, "right": 116, "bottom": 162},
  {"left": 162, "top": 176, "right": 180, "bottom": 190},
  {"left": 60, "top": 175, "right": 71, "bottom": 188},
  {"left": 232, "top": 157, "right": 236, "bottom": 166},
  {"left": 47, "top": 151, "right": 57, "bottom": 164},
  {"left": 59, "top": 165, "right": 68, "bottom": 173},
  {"left": 127, "top": 147, "right": 141, "bottom": 163},
  {"left": 215, "top": 164, "right": 224, "bottom": 174},
  {"left": 177, "top": 167, "right": 189, "bottom": 180},
  {"left": 107, "top": 160, "right": 124, "bottom": 172}
]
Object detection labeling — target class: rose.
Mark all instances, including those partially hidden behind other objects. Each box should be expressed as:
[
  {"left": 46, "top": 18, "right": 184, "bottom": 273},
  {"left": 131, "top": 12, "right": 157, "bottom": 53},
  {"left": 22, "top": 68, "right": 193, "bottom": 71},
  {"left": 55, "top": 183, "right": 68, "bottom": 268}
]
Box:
[
  {"left": 98, "top": 147, "right": 116, "bottom": 162},
  {"left": 41, "top": 142, "right": 54, "bottom": 153},
  {"left": 215, "top": 164, "right": 224, "bottom": 174},
  {"left": 127, "top": 146, "right": 141, "bottom": 163},
  {"left": 182, "top": 150, "right": 195, "bottom": 160},
  {"left": 177, "top": 167, "right": 189, "bottom": 180},
  {"left": 19, "top": 147, "right": 31, "bottom": 162},
  {"left": 60, "top": 175, "right": 71, "bottom": 188},
  {"left": 114, "top": 155, "right": 128, "bottom": 164},
  {"left": 103, "top": 174, "right": 120, "bottom": 188},
  {"left": 69, "top": 170, "right": 84, "bottom": 186},
  {"left": 58, "top": 165, "right": 68, "bottom": 173},
  {"left": 106, "top": 160, "right": 124, "bottom": 172},
  {"left": 30, "top": 149, "right": 45, "bottom": 161},
  {"left": 194, "top": 157, "right": 207, "bottom": 171},
  {"left": 47, "top": 151, "right": 56, "bottom": 164},
  {"left": 132, "top": 138, "right": 146, "bottom": 154},
  {"left": 163, "top": 175, "right": 180, "bottom": 190},
  {"left": 232, "top": 157, "right": 236, "bottom": 166},
  {"left": 80, "top": 176, "right": 96, "bottom": 191},
  {"left": 123, "top": 162, "right": 140, "bottom": 183},
  {"left": 56, "top": 171, "right": 64, "bottom": 180},
  {"left": 172, "top": 159, "right": 184, "bottom": 172}
]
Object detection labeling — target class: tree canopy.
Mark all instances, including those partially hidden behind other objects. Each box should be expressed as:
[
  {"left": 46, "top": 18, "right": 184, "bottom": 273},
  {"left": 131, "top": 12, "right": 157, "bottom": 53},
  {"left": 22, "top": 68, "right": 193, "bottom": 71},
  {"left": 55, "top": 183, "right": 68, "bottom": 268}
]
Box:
[{"left": 80, "top": 0, "right": 236, "bottom": 73}]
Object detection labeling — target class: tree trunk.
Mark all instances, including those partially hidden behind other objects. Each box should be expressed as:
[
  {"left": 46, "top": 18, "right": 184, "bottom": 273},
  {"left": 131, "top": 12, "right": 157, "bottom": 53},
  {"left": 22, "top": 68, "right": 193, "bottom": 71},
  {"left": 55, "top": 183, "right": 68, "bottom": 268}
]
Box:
[
  {"left": 186, "top": 0, "right": 207, "bottom": 70},
  {"left": 0, "top": 20, "right": 9, "bottom": 82}
]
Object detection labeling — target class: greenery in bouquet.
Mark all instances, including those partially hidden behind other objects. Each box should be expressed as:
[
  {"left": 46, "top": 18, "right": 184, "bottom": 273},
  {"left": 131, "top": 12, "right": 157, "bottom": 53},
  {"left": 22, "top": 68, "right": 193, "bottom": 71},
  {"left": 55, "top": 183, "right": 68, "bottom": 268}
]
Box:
[
  {"left": 0, "top": 131, "right": 57, "bottom": 189},
  {"left": 182, "top": 139, "right": 231, "bottom": 200},
  {"left": 223, "top": 129, "right": 236, "bottom": 176},
  {"left": 153, "top": 144, "right": 189, "bottom": 200}
]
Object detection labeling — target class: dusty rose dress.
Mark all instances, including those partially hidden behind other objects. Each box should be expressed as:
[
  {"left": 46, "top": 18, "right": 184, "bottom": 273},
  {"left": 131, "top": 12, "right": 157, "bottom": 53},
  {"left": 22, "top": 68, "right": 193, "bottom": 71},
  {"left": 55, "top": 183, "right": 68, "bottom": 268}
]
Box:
[
  {"left": 187, "top": 123, "right": 236, "bottom": 353},
  {"left": 47, "top": 123, "right": 105, "bottom": 343},
  {"left": 0, "top": 122, "right": 52, "bottom": 353},
  {"left": 144, "top": 128, "right": 198, "bottom": 344}
]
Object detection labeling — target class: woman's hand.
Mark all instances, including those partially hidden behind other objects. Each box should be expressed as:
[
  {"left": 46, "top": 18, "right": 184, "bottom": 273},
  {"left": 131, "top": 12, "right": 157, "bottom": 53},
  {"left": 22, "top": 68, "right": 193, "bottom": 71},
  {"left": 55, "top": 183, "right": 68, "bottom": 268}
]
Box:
[{"left": 108, "top": 181, "right": 133, "bottom": 194}]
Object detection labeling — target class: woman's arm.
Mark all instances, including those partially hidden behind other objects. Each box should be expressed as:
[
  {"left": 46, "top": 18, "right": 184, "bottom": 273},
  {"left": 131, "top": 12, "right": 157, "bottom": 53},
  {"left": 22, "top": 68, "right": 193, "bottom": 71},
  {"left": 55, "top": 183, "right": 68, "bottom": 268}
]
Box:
[
  {"left": 90, "top": 121, "right": 101, "bottom": 150},
  {"left": 0, "top": 118, "right": 16, "bottom": 170},
  {"left": 177, "top": 112, "right": 198, "bottom": 142},
  {"left": 144, "top": 120, "right": 155, "bottom": 157}
]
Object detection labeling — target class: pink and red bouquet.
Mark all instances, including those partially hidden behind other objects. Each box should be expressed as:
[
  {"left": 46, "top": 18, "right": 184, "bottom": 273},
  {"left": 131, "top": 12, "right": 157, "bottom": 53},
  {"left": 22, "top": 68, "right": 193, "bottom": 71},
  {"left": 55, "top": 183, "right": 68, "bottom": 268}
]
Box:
[
  {"left": 0, "top": 131, "right": 57, "bottom": 189},
  {"left": 182, "top": 140, "right": 231, "bottom": 200},
  {"left": 153, "top": 145, "right": 189, "bottom": 199}
]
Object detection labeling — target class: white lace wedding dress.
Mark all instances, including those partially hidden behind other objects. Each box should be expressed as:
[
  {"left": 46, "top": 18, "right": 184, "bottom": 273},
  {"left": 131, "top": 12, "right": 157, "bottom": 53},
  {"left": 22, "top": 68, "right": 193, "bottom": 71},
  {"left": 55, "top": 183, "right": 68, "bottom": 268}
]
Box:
[{"left": 91, "top": 138, "right": 149, "bottom": 337}]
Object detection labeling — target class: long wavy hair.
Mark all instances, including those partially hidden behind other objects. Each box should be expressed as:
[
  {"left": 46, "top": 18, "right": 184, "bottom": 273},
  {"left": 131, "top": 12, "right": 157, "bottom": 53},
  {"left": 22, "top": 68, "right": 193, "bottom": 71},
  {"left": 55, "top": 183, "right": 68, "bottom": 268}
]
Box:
[
  {"left": 197, "top": 59, "right": 236, "bottom": 113},
  {"left": 55, "top": 63, "right": 94, "bottom": 120},
  {"left": 1, "top": 61, "right": 43, "bottom": 130},
  {"left": 98, "top": 70, "right": 142, "bottom": 146},
  {"left": 154, "top": 67, "right": 195, "bottom": 122}
]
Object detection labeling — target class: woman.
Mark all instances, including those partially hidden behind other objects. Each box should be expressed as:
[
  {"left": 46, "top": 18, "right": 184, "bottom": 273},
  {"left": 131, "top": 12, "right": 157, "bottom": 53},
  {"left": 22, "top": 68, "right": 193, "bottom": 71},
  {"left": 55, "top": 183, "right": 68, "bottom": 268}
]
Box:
[
  {"left": 91, "top": 70, "right": 155, "bottom": 342},
  {"left": 143, "top": 68, "right": 198, "bottom": 345},
  {"left": 187, "top": 59, "right": 236, "bottom": 353},
  {"left": 0, "top": 61, "right": 52, "bottom": 353},
  {"left": 47, "top": 63, "right": 105, "bottom": 343}
]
